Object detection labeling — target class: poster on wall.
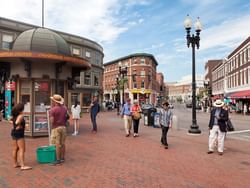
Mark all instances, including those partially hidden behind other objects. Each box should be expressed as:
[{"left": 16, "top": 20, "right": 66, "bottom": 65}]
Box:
[
  {"left": 4, "top": 90, "right": 11, "bottom": 120},
  {"left": 24, "top": 115, "right": 31, "bottom": 132},
  {"left": 34, "top": 115, "right": 48, "bottom": 132}
]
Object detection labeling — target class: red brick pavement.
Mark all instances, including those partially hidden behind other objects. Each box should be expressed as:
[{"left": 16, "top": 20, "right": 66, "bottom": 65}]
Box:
[{"left": 0, "top": 111, "right": 250, "bottom": 188}]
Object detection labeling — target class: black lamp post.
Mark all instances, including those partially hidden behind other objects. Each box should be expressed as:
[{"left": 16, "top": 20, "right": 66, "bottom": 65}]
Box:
[
  {"left": 118, "top": 62, "right": 128, "bottom": 105},
  {"left": 184, "top": 15, "right": 202, "bottom": 134}
]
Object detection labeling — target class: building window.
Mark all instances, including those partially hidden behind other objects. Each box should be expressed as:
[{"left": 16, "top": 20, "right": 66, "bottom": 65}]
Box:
[
  {"left": 86, "top": 51, "right": 91, "bottom": 58},
  {"left": 93, "top": 73, "right": 99, "bottom": 86},
  {"left": 2, "top": 34, "right": 13, "bottom": 50},
  {"left": 96, "top": 52, "right": 101, "bottom": 65},
  {"left": 84, "top": 72, "right": 91, "bottom": 85},
  {"left": 140, "top": 70, "right": 145, "bottom": 78},
  {"left": 133, "top": 82, "right": 137, "bottom": 88},
  {"left": 140, "top": 58, "right": 145, "bottom": 64},
  {"left": 72, "top": 48, "right": 80, "bottom": 56},
  {"left": 141, "top": 80, "right": 145, "bottom": 88}
]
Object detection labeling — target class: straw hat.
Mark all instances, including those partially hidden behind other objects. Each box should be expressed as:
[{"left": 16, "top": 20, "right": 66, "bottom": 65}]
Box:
[
  {"left": 133, "top": 100, "right": 138, "bottom": 104},
  {"left": 50, "top": 94, "right": 64, "bottom": 105},
  {"left": 213, "top": 99, "right": 224, "bottom": 107}
]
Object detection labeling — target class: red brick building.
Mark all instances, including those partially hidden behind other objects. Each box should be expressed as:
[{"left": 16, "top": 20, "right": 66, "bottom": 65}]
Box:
[{"left": 103, "top": 53, "right": 158, "bottom": 105}]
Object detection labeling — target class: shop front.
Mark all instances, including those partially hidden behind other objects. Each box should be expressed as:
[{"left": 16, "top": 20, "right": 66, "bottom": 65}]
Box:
[
  {"left": 131, "top": 89, "right": 151, "bottom": 104},
  {"left": 0, "top": 28, "right": 90, "bottom": 137}
]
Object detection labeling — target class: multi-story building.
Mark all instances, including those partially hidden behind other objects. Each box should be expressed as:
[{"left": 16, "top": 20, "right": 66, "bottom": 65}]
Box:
[
  {"left": 211, "top": 61, "right": 225, "bottom": 99},
  {"left": 211, "top": 36, "right": 250, "bottom": 113},
  {"left": 0, "top": 17, "right": 104, "bottom": 111},
  {"left": 156, "top": 72, "right": 165, "bottom": 105},
  {"left": 167, "top": 75, "right": 204, "bottom": 103},
  {"left": 103, "top": 53, "right": 158, "bottom": 105},
  {"left": 205, "top": 60, "right": 223, "bottom": 85}
]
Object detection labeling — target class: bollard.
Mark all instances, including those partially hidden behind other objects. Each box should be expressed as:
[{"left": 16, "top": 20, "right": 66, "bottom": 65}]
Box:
[{"left": 172, "top": 115, "right": 179, "bottom": 130}]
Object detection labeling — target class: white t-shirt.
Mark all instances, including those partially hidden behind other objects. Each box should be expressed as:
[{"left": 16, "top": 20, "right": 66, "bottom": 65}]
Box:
[{"left": 71, "top": 105, "right": 81, "bottom": 119}]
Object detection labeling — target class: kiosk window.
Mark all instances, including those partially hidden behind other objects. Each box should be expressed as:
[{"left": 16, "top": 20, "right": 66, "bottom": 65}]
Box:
[{"left": 34, "top": 81, "right": 50, "bottom": 112}]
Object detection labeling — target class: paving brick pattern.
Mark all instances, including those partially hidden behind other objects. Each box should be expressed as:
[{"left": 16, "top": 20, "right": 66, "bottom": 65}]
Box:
[{"left": 0, "top": 112, "right": 250, "bottom": 188}]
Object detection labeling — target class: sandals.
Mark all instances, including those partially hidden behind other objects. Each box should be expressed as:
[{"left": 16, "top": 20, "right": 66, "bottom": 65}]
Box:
[{"left": 20, "top": 166, "right": 32, "bottom": 170}]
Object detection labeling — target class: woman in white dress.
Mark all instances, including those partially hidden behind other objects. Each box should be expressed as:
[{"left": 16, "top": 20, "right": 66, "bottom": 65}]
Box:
[{"left": 71, "top": 100, "right": 81, "bottom": 135}]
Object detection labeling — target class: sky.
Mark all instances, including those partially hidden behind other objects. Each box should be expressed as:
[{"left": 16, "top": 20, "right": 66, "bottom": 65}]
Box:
[{"left": 0, "top": 0, "right": 250, "bottom": 82}]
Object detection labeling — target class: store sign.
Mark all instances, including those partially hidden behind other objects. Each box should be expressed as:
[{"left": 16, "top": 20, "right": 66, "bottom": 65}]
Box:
[{"left": 5, "top": 81, "right": 15, "bottom": 91}]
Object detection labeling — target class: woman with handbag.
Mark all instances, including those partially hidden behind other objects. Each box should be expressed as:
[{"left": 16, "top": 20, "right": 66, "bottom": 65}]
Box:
[{"left": 131, "top": 100, "right": 142, "bottom": 137}]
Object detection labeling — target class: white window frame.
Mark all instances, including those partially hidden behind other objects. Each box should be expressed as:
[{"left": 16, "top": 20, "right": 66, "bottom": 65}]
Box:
[
  {"left": 86, "top": 51, "right": 91, "bottom": 58},
  {"left": 72, "top": 47, "right": 80, "bottom": 56},
  {"left": 2, "top": 34, "right": 13, "bottom": 50},
  {"left": 140, "top": 58, "right": 145, "bottom": 64},
  {"left": 140, "top": 70, "right": 145, "bottom": 78},
  {"left": 83, "top": 71, "right": 91, "bottom": 86}
]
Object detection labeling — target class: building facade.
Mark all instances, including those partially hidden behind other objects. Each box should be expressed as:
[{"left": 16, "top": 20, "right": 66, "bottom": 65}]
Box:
[
  {"left": 103, "top": 53, "right": 158, "bottom": 105},
  {"left": 0, "top": 17, "right": 104, "bottom": 112},
  {"left": 211, "top": 36, "right": 250, "bottom": 113},
  {"left": 0, "top": 17, "right": 103, "bottom": 136},
  {"left": 167, "top": 75, "right": 205, "bottom": 103},
  {"left": 156, "top": 72, "right": 165, "bottom": 105}
]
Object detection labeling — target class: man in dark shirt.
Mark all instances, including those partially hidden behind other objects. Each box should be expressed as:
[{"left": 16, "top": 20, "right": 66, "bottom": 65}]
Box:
[
  {"left": 49, "top": 94, "right": 67, "bottom": 165},
  {"left": 90, "top": 96, "right": 100, "bottom": 133}
]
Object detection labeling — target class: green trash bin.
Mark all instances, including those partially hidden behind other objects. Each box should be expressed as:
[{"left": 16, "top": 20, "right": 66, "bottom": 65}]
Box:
[{"left": 36, "top": 145, "right": 56, "bottom": 164}]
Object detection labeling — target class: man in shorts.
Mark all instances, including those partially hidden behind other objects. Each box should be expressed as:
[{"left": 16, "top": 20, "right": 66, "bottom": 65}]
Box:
[{"left": 49, "top": 94, "right": 67, "bottom": 165}]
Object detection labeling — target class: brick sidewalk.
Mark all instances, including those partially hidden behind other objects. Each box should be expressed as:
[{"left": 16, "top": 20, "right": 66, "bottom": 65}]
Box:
[{"left": 0, "top": 111, "right": 250, "bottom": 188}]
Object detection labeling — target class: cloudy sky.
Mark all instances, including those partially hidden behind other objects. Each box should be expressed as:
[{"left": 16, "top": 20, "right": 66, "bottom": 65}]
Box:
[{"left": 0, "top": 0, "right": 250, "bottom": 82}]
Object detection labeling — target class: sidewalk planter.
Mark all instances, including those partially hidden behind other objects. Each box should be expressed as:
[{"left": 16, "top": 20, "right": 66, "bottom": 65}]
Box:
[{"left": 36, "top": 145, "right": 56, "bottom": 163}]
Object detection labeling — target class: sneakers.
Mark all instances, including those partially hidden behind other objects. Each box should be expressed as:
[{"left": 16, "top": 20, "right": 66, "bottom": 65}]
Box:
[
  {"left": 50, "top": 160, "right": 62, "bottom": 166},
  {"left": 133, "top": 133, "right": 139, "bottom": 137},
  {"left": 207, "top": 151, "right": 214, "bottom": 154},
  {"left": 72, "top": 132, "right": 78, "bottom": 136}
]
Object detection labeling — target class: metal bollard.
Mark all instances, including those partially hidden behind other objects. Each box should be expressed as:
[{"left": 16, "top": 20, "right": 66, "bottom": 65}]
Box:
[{"left": 172, "top": 115, "right": 179, "bottom": 130}]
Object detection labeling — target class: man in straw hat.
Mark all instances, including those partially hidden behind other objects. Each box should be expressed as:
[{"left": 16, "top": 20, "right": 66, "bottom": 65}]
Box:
[
  {"left": 207, "top": 99, "right": 228, "bottom": 155},
  {"left": 49, "top": 94, "right": 68, "bottom": 165}
]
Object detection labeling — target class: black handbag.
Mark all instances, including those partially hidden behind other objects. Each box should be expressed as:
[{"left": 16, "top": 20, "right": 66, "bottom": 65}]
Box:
[{"left": 226, "top": 119, "right": 234, "bottom": 132}]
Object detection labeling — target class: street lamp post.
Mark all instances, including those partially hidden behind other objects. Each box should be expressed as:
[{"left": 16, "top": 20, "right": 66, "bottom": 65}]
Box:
[
  {"left": 118, "top": 62, "right": 128, "bottom": 105},
  {"left": 184, "top": 14, "right": 202, "bottom": 134}
]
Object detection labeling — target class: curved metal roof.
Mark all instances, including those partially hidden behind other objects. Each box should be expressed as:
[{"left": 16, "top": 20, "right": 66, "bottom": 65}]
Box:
[{"left": 12, "top": 28, "right": 71, "bottom": 56}]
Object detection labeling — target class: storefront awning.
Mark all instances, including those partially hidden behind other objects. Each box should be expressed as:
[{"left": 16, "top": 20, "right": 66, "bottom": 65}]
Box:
[
  {"left": 0, "top": 51, "right": 91, "bottom": 69},
  {"left": 131, "top": 89, "right": 151, "bottom": 94},
  {"left": 229, "top": 90, "right": 250, "bottom": 99}
]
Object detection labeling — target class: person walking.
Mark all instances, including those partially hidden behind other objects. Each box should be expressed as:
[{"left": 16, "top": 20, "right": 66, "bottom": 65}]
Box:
[
  {"left": 90, "top": 96, "right": 100, "bottom": 133},
  {"left": 208, "top": 99, "right": 229, "bottom": 155},
  {"left": 11, "top": 103, "right": 32, "bottom": 170},
  {"left": 49, "top": 94, "right": 67, "bottom": 165},
  {"left": 131, "top": 100, "right": 142, "bottom": 137},
  {"left": 71, "top": 100, "right": 81, "bottom": 136},
  {"left": 121, "top": 98, "right": 132, "bottom": 137},
  {"left": 159, "top": 101, "right": 173, "bottom": 149}
]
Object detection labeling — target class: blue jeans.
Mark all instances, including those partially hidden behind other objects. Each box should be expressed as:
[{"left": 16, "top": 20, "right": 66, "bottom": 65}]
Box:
[{"left": 91, "top": 113, "right": 97, "bottom": 131}]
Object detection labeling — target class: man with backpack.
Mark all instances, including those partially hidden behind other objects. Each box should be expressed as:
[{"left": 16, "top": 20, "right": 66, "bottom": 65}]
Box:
[{"left": 90, "top": 96, "right": 100, "bottom": 133}]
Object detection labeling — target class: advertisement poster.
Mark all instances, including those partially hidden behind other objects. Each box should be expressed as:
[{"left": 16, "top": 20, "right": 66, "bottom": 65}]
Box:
[
  {"left": 34, "top": 115, "right": 48, "bottom": 132},
  {"left": 24, "top": 115, "right": 31, "bottom": 132},
  {"left": 4, "top": 90, "right": 11, "bottom": 120}
]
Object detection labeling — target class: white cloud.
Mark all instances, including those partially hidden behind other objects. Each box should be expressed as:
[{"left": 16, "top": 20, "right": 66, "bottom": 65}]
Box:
[
  {"left": 201, "top": 14, "right": 250, "bottom": 51},
  {"left": 0, "top": 0, "right": 136, "bottom": 43}
]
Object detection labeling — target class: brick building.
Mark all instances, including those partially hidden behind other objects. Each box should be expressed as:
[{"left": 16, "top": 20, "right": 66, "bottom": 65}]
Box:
[{"left": 103, "top": 53, "right": 158, "bottom": 105}]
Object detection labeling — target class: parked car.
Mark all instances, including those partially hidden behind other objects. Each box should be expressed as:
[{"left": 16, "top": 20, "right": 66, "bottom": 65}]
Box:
[{"left": 185, "top": 101, "right": 202, "bottom": 109}]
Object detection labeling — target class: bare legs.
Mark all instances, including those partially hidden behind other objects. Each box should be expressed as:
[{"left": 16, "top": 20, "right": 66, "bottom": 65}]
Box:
[
  {"left": 12, "top": 138, "right": 32, "bottom": 170},
  {"left": 72, "top": 119, "right": 80, "bottom": 135}
]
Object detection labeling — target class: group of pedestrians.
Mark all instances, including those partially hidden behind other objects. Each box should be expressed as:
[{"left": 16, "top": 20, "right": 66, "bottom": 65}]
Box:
[
  {"left": 120, "top": 99, "right": 173, "bottom": 150},
  {"left": 9, "top": 94, "right": 100, "bottom": 168},
  {"left": 9, "top": 95, "right": 231, "bottom": 170},
  {"left": 120, "top": 99, "right": 142, "bottom": 137}
]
